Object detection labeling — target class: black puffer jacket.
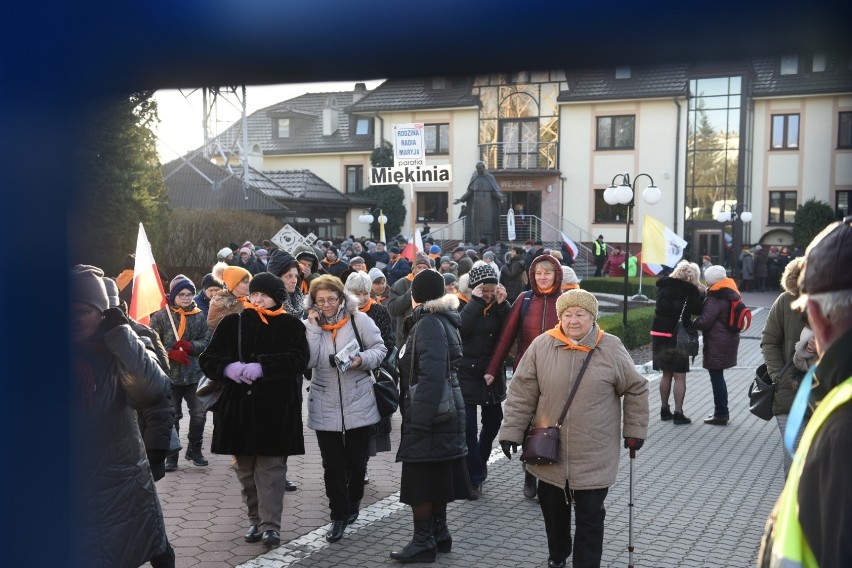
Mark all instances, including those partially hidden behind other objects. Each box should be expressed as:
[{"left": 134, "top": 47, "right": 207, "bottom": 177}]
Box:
[
  {"left": 458, "top": 294, "right": 510, "bottom": 405},
  {"left": 652, "top": 277, "right": 704, "bottom": 334},
  {"left": 396, "top": 294, "right": 467, "bottom": 463}
]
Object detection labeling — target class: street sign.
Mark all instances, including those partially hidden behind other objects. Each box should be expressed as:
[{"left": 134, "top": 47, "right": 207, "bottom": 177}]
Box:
[
  {"left": 392, "top": 123, "right": 425, "bottom": 166},
  {"left": 370, "top": 164, "right": 452, "bottom": 185}
]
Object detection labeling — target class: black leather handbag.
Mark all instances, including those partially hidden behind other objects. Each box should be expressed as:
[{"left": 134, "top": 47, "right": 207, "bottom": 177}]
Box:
[
  {"left": 352, "top": 320, "right": 400, "bottom": 418},
  {"left": 748, "top": 363, "right": 775, "bottom": 421}
]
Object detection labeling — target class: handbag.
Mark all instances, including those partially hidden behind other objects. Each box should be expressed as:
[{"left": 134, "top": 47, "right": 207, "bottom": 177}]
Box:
[
  {"left": 351, "top": 319, "right": 400, "bottom": 418},
  {"left": 749, "top": 354, "right": 799, "bottom": 421},
  {"left": 674, "top": 300, "right": 699, "bottom": 357},
  {"left": 521, "top": 349, "right": 595, "bottom": 466},
  {"left": 196, "top": 313, "right": 242, "bottom": 412}
]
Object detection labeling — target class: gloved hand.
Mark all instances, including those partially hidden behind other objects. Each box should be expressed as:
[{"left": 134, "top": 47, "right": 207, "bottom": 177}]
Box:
[
  {"left": 242, "top": 362, "right": 263, "bottom": 382},
  {"left": 147, "top": 449, "right": 166, "bottom": 481},
  {"left": 224, "top": 362, "right": 249, "bottom": 383},
  {"left": 500, "top": 441, "right": 518, "bottom": 460},
  {"left": 100, "top": 307, "right": 129, "bottom": 332},
  {"left": 624, "top": 437, "right": 644, "bottom": 451},
  {"left": 168, "top": 349, "right": 190, "bottom": 366},
  {"left": 174, "top": 339, "right": 193, "bottom": 354}
]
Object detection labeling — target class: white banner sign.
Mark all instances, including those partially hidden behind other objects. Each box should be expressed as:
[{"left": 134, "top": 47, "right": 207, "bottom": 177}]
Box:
[
  {"left": 370, "top": 164, "right": 452, "bottom": 185},
  {"left": 392, "top": 123, "right": 425, "bottom": 166},
  {"left": 271, "top": 224, "right": 315, "bottom": 253}
]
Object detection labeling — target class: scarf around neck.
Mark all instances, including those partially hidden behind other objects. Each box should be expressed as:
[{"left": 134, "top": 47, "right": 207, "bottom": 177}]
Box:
[
  {"left": 545, "top": 324, "right": 604, "bottom": 352},
  {"left": 243, "top": 303, "right": 286, "bottom": 324},
  {"left": 171, "top": 305, "right": 202, "bottom": 339},
  {"left": 321, "top": 316, "right": 350, "bottom": 341},
  {"left": 358, "top": 298, "right": 376, "bottom": 313}
]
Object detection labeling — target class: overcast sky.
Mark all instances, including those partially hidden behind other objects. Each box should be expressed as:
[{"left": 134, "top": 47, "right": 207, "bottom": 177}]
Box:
[{"left": 153, "top": 80, "right": 385, "bottom": 163}]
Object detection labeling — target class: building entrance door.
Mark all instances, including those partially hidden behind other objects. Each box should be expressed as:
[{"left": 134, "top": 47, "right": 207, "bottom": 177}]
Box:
[{"left": 695, "top": 229, "right": 723, "bottom": 265}]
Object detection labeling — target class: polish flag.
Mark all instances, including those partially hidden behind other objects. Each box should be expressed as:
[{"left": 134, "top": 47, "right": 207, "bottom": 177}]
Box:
[
  {"left": 560, "top": 232, "right": 579, "bottom": 263},
  {"left": 128, "top": 223, "right": 167, "bottom": 325},
  {"left": 400, "top": 228, "right": 425, "bottom": 262}
]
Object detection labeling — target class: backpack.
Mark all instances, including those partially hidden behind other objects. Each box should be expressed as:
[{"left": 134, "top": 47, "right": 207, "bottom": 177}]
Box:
[{"left": 726, "top": 298, "right": 752, "bottom": 332}]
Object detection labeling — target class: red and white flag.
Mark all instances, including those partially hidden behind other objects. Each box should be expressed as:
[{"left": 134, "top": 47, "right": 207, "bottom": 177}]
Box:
[
  {"left": 128, "top": 223, "right": 167, "bottom": 325},
  {"left": 560, "top": 232, "right": 579, "bottom": 263}
]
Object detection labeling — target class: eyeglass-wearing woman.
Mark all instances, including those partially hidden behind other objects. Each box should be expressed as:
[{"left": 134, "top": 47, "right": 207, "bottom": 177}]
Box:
[
  {"left": 304, "top": 275, "right": 387, "bottom": 544},
  {"left": 198, "top": 272, "right": 309, "bottom": 549},
  {"left": 499, "top": 289, "right": 649, "bottom": 568}
]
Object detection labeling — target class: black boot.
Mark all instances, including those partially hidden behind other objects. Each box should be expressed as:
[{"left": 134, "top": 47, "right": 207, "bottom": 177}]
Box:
[
  {"left": 433, "top": 513, "right": 451, "bottom": 553},
  {"left": 390, "top": 520, "right": 437, "bottom": 563},
  {"left": 164, "top": 454, "right": 178, "bottom": 472},
  {"left": 185, "top": 442, "right": 209, "bottom": 467}
]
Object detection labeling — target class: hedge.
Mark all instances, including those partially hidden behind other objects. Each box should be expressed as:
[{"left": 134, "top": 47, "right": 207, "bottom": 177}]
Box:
[
  {"left": 597, "top": 306, "right": 656, "bottom": 350},
  {"left": 580, "top": 277, "right": 659, "bottom": 300}
]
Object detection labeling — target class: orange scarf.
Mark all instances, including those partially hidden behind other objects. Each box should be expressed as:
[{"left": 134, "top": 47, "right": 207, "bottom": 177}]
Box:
[
  {"left": 545, "top": 324, "right": 604, "bottom": 352},
  {"left": 405, "top": 273, "right": 414, "bottom": 282},
  {"left": 243, "top": 303, "right": 286, "bottom": 324},
  {"left": 482, "top": 302, "right": 493, "bottom": 317},
  {"left": 171, "top": 305, "right": 202, "bottom": 339},
  {"left": 561, "top": 283, "right": 580, "bottom": 291},
  {"left": 358, "top": 298, "right": 376, "bottom": 313},
  {"left": 708, "top": 277, "right": 741, "bottom": 294},
  {"left": 116, "top": 269, "right": 133, "bottom": 292},
  {"left": 456, "top": 293, "right": 468, "bottom": 304},
  {"left": 321, "top": 316, "right": 350, "bottom": 341},
  {"left": 322, "top": 258, "right": 340, "bottom": 267},
  {"left": 300, "top": 280, "right": 309, "bottom": 294},
  {"left": 538, "top": 285, "right": 555, "bottom": 295}
]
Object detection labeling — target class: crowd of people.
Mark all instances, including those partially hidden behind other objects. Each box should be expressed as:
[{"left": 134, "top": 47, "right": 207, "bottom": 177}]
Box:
[{"left": 72, "top": 221, "right": 851, "bottom": 567}]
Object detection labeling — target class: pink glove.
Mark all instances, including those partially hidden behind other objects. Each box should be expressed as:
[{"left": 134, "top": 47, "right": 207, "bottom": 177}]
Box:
[
  {"left": 242, "top": 362, "right": 263, "bottom": 382},
  {"left": 224, "top": 362, "right": 249, "bottom": 383}
]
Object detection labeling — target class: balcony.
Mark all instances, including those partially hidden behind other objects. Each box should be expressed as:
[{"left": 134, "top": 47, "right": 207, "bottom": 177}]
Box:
[{"left": 479, "top": 142, "right": 557, "bottom": 171}]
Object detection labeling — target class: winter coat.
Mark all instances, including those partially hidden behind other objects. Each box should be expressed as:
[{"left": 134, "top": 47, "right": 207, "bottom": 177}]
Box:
[
  {"left": 396, "top": 294, "right": 467, "bottom": 463},
  {"left": 754, "top": 249, "right": 769, "bottom": 279},
  {"left": 693, "top": 278, "right": 741, "bottom": 370},
  {"left": 363, "top": 300, "right": 395, "bottom": 356},
  {"left": 740, "top": 252, "right": 754, "bottom": 280},
  {"left": 603, "top": 252, "right": 627, "bottom": 276},
  {"left": 130, "top": 320, "right": 174, "bottom": 455},
  {"left": 320, "top": 257, "right": 348, "bottom": 279},
  {"left": 304, "top": 294, "right": 387, "bottom": 432},
  {"left": 387, "top": 274, "right": 414, "bottom": 349},
  {"left": 498, "top": 324, "right": 649, "bottom": 490},
  {"left": 500, "top": 256, "right": 527, "bottom": 302},
  {"left": 74, "top": 323, "right": 171, "bottom": 568},
  {"left": 651, "top": 277, "right": 704, "bottom": 372},
  {"left": 456, "top": 254, "right": 473, "bottom": 277},
  {"left": 485, "top": 254, "right": 564, "bottom": 378},
  {"left": 198, "top": 308, "right": 309, "bottom": 456},
  {"left": 760, "top": 291, "right": 807, "bottom": 415},
  {"left": 149, "top": 303, "right": 212, "bottom": 385},
  {"left": 207, "top": 290, "right": 246, "bottom": 332},
  {"left": 193, "top": 291, "right": 211, "bottom": 317},
  {"left": 458, "top": 294, "right": 510, "bottom": 405},
  {"left": 385, "top": 256, "right": 411, "bottom": 287}
]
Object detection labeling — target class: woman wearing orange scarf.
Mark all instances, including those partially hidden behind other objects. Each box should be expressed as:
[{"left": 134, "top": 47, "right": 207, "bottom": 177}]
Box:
[
  {"left": 304, "top": 274, "right": 387, "bottom": 544},
  {"left": 207, "top": 262, "right": 252, "bottom": 332},
  {"left": 499, "top": 289, "right": 649, "bottom": 568},
  {"left": 150, "top": 275, "right": 212, "bottom": 472}
]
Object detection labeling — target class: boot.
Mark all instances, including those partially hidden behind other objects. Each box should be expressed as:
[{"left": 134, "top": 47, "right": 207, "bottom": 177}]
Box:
[
  {"left": 185, "top": 442, "right": 209, "bottom": 467},
  {"left": 660, "top": 405, "right": 673, "bottom": 421},
  {"left": 164, "top": 454, "right": 178, "bottom": 472},
  {"left": 390, "top": 520, "right": 437, "bottom": 563},
  {"left": 433, "top": 513, "right": 452, "bottom": 553}
]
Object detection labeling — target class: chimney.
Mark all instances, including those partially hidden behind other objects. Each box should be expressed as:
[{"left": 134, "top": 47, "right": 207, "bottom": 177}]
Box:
[
  {"left": 322, "top": 95, "right": 338, "bottom": 136},
  {"left": 352, "top": 82, "right": 367, "bottom": 103}
]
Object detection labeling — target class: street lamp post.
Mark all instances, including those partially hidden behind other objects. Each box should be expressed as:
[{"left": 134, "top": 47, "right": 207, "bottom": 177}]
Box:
[
  {"left": 358, "top": 208, "right": 388, "bottom": 242},
  {"left": 715, "top": 204, "right": 752, "bottom": 277},
  {"left": 603, "top": 172, "right": 661, "bottom": 328}
]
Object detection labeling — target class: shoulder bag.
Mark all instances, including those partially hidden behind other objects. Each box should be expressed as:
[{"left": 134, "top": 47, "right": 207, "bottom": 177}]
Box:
[
  {"left": 352, "top": 318, "right": 399, "bottom": 418},
  {"left": 674, "top": 300, "right": 699, "bottom": 357},
  {"left": 520, "top": 349, "right": 595, "bottom": 466},
  {"left": 196, "top": 313, "right": 241, "bottom": 412},
  {"left": 749, "top": 353, "right": 800, "bottom": 421}
]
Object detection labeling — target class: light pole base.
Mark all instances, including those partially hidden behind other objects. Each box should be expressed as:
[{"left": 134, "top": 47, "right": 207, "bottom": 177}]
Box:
[{"left": 631, "top": 293, "right": 649, "bottom": 302}]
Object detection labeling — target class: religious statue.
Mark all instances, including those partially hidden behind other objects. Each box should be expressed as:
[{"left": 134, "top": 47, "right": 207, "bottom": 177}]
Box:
[{"left": 453, "top": 161, "right": 505, "bottom": 245}]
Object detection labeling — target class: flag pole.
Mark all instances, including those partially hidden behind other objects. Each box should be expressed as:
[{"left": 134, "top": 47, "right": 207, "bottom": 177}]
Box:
[{"left": 632, "top": 256, "right": 648, "bottom": 301}]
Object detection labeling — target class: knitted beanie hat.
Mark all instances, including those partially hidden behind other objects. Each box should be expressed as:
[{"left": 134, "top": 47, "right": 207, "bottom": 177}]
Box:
[
  {"left": 561, "top": 266, "right": 579, "bottom": 285},
  {"left": 217, "top": 247, "right": 233, "bottom": 260},
  {"left": 468, "top": 263, "right": 499, "bottom": 288},
  {"left": 71, "top": 264, "right": 109, "bottom": 312},
  {"left": 414, "top": 253, "right": 434, "bottom": 269},
  {"left": 249, "top": 272, "right": 285, "bottom": 303},
  {"left": 168, "top": 274, "right": 196, "bottom": 305},
  {"left": 349, "top": 256, "right": 366, "bottom": 267},
  {"left": 200, "top": 273, "right": 221, "bottom": 291},
  {"left": 101, "top": 277, "right": 121, "bottom": 309},
  {"left": 555, "top": 289, "right": 599, "bottom": 320},
  {"left": 430, "top": 244, "right": 441, "bottom": 254},
  {"left": 443, "top": 273, "right": 457, "bottom": 285},
  {"left": 222, "top": 266, "right": 252, "bottom": 293},
  {"left": 368, "top": 267, "right": 386, "bottom": 282},
  {"left": 411, "top": 269, "right": 446, "bottom": 303},
  {"left": 704, "top": 265, "right": 727, "bottom": 286}
]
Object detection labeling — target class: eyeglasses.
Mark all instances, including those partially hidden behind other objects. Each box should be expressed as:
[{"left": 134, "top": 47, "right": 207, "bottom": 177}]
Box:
[
  {"left": 176, "top": 292, "right": 194, "bottom": 299},
  {"left": 315, "top": 297, "right": 340, "bottom": 306}
]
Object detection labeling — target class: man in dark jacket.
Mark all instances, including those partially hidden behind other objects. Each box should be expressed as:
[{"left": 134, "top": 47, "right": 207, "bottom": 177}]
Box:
[
  {"left": 500, "top": 246, "right": 527, "bottom": 302},
  {"left": 385, "top": 246, "right": 411, "bottom": 287},
  {"left": 759, "top": 218, "right": 852, "bottom": 567},
  {"left": 593, "top": 235, "right": 607, "bottom": 277},
  {"left": 457, "top": 264, "right": 510, "bottom": 499}
]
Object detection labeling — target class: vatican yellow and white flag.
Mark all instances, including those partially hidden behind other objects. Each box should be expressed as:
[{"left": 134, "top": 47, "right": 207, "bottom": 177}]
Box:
[{"left": 642, "top": 215, "right": 687, "bottom": 267}]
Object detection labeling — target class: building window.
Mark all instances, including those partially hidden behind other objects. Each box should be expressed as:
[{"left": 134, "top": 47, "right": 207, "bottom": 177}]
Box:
[
  {"left": 345, "top": 165, "right": 363, "bottom": 193},
  {"left": 812, "top": 53, "right": 827, "bottom": 73},
  {"left": 780, "top": 55, "right": 799, "bottom": 75},
  {"left": 501, "top": 119, "right": 539, "bottom": 168},
  {"left": 416, "top": 191, "right": 448, "bottom": 223},
  {"left": 354, "top": 117, "right": 371, "bottom": 136},
  {"left": 837, "top": 191, "right": 852, "bottom": 220},
  {"left": 594, "top": 189, "right": 631, "bottom": 223},
  {"left": 615, "top": 66, "right": 631, "bottom": 79},
  {"left": 596, "top": 115, "right": 635, "bottom": 150},
  {"left": 425, "top": 124, "right": 449, "bottom": 155},
  {"left": 839, "top": 112, "right": 852, "bottom": 149},
  {"left": 771, "top": 114, "right": 799, "bottom": 150},
  {"left": 769, "top": 191, "right": 797, "bottom": 224},
  {"left": 277, "top": 118, "right": 290, "bottom": 138}
]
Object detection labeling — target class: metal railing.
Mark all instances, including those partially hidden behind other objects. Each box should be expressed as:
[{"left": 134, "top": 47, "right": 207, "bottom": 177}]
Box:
[{"left": 478, "top": 142, "right": 557, "bottom": 170}]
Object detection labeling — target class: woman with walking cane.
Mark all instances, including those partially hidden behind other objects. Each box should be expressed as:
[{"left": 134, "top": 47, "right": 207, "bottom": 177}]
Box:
[{"left": 499, "top": 289, "right": 649, "bottom": 568}]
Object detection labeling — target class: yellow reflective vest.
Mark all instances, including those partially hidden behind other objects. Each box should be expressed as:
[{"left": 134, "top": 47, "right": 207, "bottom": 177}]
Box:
[
  {"left": 760, "top": 376, "right": 852, "bottom": 568},
  {"left": 594, "top": 240, "right": 607, "bottom": 257}
]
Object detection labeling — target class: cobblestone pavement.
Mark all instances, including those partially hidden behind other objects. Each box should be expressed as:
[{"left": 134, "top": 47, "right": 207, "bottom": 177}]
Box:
[{"left": 157, "top": 290, "right": 785, "bottom": 567}]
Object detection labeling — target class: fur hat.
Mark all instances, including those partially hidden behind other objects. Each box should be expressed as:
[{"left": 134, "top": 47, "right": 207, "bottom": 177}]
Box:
[
  {"left": 781, "top": 256, "right": 806, "bottom": 297},
  {"left": 71, "top": 264, "right": 108, "bottom": 312},
  {"left": 555, "top": 289, "right": 599, "bottom": 320},
  {"left": 468, "top": 264, "right": 499, "bottom": 288},
  {"left": 213, "top": 262, "right": 251, "bottom": 293},
  {"left": 411, "top": 269, "right": 446, "bottom": 303},
  {"left": 266, "top": 249, "right": 298, "bottom": 278},
  {"left": 704, "top": 265, "right": 727, "bottom": 286},
  {"left": 168, "top": 274, "right": 196, "bottom": 305},
  {"left": 101, "top": 277, "right": 121, "bottom": 309},
  {"left": 201, "top": 273, "right": 221, "bottom": 291},
  {"left": 368, "top": 267, "right": 386, "bottom": 282},
  {"left": 414, "top": 253, "right": 434, "bottom": 269},
  {"left": 249, "top": 272, "right": 285, "bottom": 303}
]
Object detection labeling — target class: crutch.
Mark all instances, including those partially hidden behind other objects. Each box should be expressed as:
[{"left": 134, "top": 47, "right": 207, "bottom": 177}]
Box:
[{"left": 627, "top": 438, "right": 637, "bottom": 568}]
